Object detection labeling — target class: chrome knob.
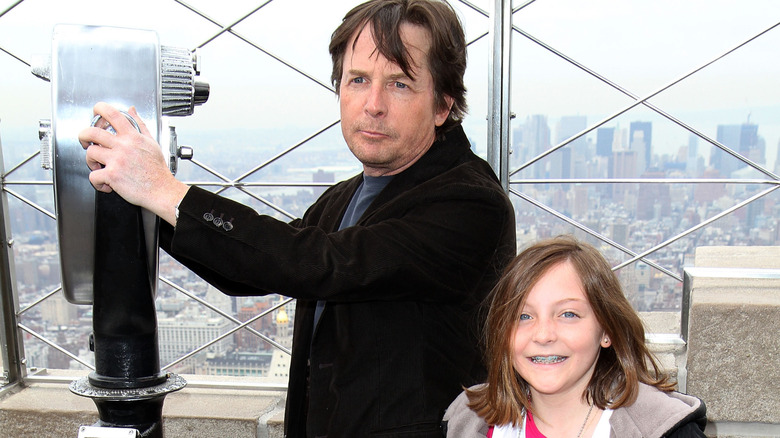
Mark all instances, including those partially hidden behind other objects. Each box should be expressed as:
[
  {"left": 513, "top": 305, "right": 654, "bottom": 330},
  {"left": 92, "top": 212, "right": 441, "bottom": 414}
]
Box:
[{"left": 161, "top": 46, "right": 210, "bottom": 116}]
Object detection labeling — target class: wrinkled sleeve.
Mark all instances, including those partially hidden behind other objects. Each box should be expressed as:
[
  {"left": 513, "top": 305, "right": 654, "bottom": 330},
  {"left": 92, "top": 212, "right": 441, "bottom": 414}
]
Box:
[{"left": 160, "top": 181, "right": 512, "bottom": 303}]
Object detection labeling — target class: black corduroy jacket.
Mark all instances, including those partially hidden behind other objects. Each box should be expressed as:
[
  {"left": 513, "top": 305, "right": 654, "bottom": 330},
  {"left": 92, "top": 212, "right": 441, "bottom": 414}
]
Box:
[{"left": 160, "top": 124, "right": 517, "bottom": 437}]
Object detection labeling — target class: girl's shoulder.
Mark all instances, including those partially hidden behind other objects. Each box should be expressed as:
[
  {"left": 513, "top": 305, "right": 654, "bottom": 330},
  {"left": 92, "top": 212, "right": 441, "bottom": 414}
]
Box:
[
  {"left": 611, "top": 383, "right": 706, "bottom": 438},
  {"left": 441, "top": 385, "right": 490, "bottom": 438}
]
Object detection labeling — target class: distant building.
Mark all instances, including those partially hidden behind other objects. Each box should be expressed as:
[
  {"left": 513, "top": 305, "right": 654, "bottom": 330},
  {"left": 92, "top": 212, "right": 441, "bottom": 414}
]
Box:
[
  {"left": 515, "top": 115, "right": 551, "bottom": 180},
  {"left": 40, "top": 292, "right": 78, "bottom": 326},
  {"left": 637, "top": 171, "right": 671, "bottom": 221},
  {"left": 713, "top": 124, "right": 740, "bottom": 177},
  {"left": 635, "top": 261, "right": 651, "bottom": 292},
  {"left": 268, "top": 302, "right": 293, "bottom": 383},
  {"left": 687, "top": 134, "right": 700, "bottom": 176},
  {"left": 313, "top": 169, "right": 335, "bottom": 198},
  {"left": 204, "top": 350, "right": 274, "bottom": 377},
  {"left": 158, "top": 314, "right": 233, "bottom": 370},
  {"left": 694, "top": 168, "right": 726, "bottom": 203},
  {"left": 203, "top": 284, "right": 233, "bottom": 318},
  {"left": 235, "top": 298, "right": 273, "bottom": 351},
  {"left": 610, "top": 221, "right": 629, "bottom": 246},
  {"left": 712, "top": 122, "right": 764, "bottom": 176},
  {"left": 629, "top": 121, "right": 652, "bottom": 174},
  {"left": 596, "top": 127, "right": 615, "bottom": 158},
  {"left": 553, "top": 116, "right": 588, "bottom": 182},
  {"left": 611, "top": 149, "right": 638, "bottom": 203},
  {"left": 572, "top": 185, "right": 589, "bottom": 219},
  {"left": 774, "top": 138, "right": 780, "bottom": 176}
]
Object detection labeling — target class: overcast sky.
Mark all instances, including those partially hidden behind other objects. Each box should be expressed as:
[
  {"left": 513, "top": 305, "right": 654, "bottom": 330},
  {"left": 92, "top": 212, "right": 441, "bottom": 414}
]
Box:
[{"left": 1, "top": 0, "right": 778, "bottom": 168}]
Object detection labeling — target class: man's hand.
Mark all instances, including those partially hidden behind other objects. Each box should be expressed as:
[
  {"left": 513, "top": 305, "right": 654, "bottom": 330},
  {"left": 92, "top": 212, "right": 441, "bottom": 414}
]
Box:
[{"left": 79, "top": 102, "right": 189, "bottom": 225}]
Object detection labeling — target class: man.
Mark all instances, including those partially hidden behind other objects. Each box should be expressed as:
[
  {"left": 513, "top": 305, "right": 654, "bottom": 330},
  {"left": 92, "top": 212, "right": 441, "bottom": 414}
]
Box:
[{"left": 79, "top": 0, "right": 516, "bottom": 436}]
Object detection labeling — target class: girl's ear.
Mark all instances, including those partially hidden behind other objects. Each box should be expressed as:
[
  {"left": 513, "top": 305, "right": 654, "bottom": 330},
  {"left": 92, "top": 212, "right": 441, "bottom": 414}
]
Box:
[{"left": 601, "top": 335, "right": 611, "bottom": 348}]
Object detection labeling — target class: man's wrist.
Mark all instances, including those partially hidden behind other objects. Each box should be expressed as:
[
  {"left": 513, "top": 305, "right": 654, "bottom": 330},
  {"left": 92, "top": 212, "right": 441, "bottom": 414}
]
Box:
[{"left": 166, "top": 183, "right": 190, "bottom": 227}]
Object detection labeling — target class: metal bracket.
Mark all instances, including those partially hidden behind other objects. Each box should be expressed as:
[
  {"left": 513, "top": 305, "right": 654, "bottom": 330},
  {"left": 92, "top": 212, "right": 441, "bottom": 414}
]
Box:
[{"left": 77, "top": 426, "right": 139, "bottom": 438}]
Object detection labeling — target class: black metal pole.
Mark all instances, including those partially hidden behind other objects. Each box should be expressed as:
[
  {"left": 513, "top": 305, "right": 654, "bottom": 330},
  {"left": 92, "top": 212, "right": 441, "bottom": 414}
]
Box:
[
  {"left": 70, "top": 190, "right": 184, "bottom": 438},
  {"left": 91, "top": 190, "right": 165, "bottom": 389}
]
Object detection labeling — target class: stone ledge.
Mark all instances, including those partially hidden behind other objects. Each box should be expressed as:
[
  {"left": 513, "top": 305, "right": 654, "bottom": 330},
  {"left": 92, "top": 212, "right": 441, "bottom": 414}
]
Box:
[
  {"left": 686, "top": 295, "right": 780, "bottom": 424},
  {"left": 693, "top": 246, "right": 780, "bottom": 269},
  {"left": 705, "top": 422, "right": 780, "bottom": 438},
  {"left": 688, "top": 246, "right": 780, "bottom": 432},
  {"left": 0, "top": 371, "right": 287, "bottom": 438},
  {"left": 0, "top": 318, "right": 704, "bottom": 438}
]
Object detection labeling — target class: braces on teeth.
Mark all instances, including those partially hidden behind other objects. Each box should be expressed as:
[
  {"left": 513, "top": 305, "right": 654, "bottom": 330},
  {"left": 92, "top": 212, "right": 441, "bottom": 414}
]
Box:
[{"left": 532, "top": 356, "right": 566, "bottom": 364}]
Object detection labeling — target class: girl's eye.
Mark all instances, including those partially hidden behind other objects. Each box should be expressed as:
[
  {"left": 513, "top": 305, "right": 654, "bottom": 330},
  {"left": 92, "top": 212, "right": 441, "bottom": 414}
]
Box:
[
  {"left": 519, "top": 313, "right": 531, "bottom": 321},
  {"left": 562, "top": 311, "right": 578, "bottom": 318}
]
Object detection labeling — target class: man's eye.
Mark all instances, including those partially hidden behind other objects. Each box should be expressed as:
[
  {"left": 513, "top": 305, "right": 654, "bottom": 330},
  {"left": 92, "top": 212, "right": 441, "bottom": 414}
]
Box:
[
  {"left": 394, "top": 81, "right": 408, "bottom": 89},
  {"left": 351, "top": 77, "right": 365, "bottom": 84}
]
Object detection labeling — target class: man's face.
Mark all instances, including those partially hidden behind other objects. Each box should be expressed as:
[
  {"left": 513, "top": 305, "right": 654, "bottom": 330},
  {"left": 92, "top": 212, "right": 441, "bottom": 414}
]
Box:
[{"left": 339, "top": 22, "right": 453, "bottom": 177}]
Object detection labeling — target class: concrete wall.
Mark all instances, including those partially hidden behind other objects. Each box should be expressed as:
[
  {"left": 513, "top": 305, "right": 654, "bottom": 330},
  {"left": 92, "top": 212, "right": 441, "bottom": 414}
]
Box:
[
  {"left": 0, "top": 371, "right": 287, "bottom": 438},
  {"left": 2, "top": 246, "right": 780, "bottom": 437},
  {"left": 0, "top": 335, "right": 687, "bottom": 437},
  {"left": 687, "top": 246, "right": 780, "bottom": 438}
]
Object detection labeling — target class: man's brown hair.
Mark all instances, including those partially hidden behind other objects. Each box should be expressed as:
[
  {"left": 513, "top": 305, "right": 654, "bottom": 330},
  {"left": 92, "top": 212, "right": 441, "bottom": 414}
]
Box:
[{"left": 329, "top": 0, "right": 467, "bottom": 135}]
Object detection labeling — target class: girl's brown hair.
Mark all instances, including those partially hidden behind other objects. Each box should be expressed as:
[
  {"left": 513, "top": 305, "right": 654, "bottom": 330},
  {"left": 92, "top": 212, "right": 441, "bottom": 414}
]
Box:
[{"left": 467, "top": 235, "right": 675, "bottom": 426}]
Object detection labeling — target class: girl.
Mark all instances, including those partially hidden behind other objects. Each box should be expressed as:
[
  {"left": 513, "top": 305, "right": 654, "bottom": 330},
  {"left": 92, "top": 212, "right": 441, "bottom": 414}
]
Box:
[{"left": 443, "top": 236, "right": 706, "bottom": 437}]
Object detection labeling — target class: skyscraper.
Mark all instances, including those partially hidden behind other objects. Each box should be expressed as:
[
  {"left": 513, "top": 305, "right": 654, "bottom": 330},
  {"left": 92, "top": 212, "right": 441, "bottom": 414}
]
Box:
[
  {"left": 516, "top": 115, "right": 551, "bottom": 180},
  {"left": 712, "top": 123, "right": 763, "bottom": 177},
  {"left": 629, "top": 121, "right": 652, "bottom": 174},
  {"left": 554, "top": 116, "right": 588, "bottom": 181},
  {"left": 596, "top": 127, "right": 615, "bottom": 158},
  {"left": 687, "top": 133, "right": 700, "bottom": 176}
]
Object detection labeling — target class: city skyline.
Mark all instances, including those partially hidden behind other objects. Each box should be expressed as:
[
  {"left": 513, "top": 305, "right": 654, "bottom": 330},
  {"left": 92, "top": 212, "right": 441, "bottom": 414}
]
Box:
[
  {"left": 10, "top": 106, "right": 780, "bottom": 376},
  {"left": 1, "top": 0, "right": 778, "bottom": 378}
]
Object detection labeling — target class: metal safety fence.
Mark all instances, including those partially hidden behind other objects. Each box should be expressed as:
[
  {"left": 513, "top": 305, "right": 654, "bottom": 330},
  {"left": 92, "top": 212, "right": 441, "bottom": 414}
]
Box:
[{"left": 0, "top": 0, "right": 778, "bottom": 392}]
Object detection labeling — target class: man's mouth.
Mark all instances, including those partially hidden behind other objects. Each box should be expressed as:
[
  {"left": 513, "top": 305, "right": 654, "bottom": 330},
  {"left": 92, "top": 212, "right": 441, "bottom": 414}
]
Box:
[
  {"left": 530, "top": 355, "right": 567, "bottom": 364},
  {"left": 359, "top": 129, "right": 388, "bottom": 137}
]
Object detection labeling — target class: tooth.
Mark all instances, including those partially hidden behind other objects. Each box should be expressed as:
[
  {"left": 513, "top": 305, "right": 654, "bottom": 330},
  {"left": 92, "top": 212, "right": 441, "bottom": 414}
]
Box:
[{"left": 532, "top": 355, "right": 565, "bottom": 364}]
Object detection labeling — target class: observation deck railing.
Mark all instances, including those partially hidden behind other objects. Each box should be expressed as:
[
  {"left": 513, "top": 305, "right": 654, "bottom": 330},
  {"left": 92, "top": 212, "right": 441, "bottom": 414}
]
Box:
[{"left": 1, "top": 0, "right": 778, "bottom": 399}]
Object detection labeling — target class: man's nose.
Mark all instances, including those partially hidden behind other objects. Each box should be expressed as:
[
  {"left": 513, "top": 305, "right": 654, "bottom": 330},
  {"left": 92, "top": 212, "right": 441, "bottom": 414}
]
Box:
[{"left": 364, "top": 84, "right": 387, "bottom": 117}]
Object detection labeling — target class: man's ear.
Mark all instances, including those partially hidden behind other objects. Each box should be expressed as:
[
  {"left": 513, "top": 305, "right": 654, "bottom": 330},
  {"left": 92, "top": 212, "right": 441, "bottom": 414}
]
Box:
[{"left": 434, "top": 95, "right": 454, "bottom": 127}]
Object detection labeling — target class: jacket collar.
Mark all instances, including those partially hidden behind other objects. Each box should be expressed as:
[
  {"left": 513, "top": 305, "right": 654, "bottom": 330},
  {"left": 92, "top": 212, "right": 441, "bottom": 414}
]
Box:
[
  {"left": 364, "top": 124, "right": 471, "bottom": 213},
  {"left": 611, "top": 383, "right": 705, "bottom": 438},
  {"left": 330, "top": 124, "right": 472, "bottom": 229}
]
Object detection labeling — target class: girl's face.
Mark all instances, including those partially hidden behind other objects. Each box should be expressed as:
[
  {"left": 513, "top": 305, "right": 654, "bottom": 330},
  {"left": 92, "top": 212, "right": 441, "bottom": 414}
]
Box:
[{"left": 510, "top": 260, "right": 611, "bottom": 402}]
